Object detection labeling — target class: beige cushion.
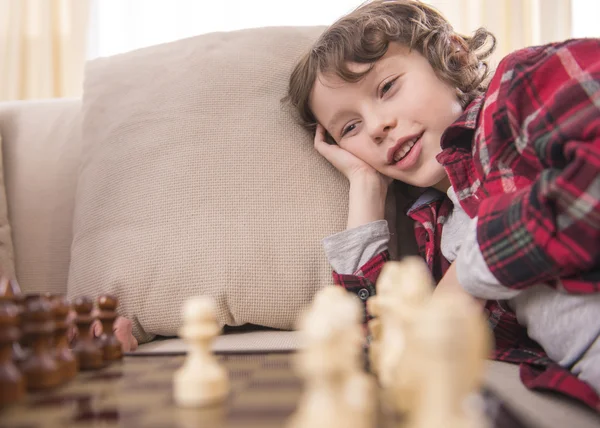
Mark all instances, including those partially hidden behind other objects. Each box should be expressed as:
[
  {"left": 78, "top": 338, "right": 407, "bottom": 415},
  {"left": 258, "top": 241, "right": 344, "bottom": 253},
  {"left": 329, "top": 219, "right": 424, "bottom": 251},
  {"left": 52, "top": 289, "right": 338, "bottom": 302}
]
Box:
[
  {"left": 68, "top": 26, "right": 400, "bottom": 343},
  {"left": 0, "top": 134, "right": 15, "bottom": 279},
  {"left": 0, "top": 99, "right": 82, "bottom": 294}
]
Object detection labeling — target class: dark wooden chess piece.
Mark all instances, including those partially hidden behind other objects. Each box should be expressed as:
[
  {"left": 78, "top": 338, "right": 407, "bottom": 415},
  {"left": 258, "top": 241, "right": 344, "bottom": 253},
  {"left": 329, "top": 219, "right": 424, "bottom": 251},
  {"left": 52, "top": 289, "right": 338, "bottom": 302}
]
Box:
[
  {"left": 20, "top": 297, "right": 61, "bottom": 390},
  {"left": 71, "top": 297, "right": 104, "bottom": 370},
  {"left": 0, "top": 277, "right": 29, "bottom": 365},
  {"left": 49, "top": 295, "right": 78, "bottom": 382},
  {"left": 0, "top": 301, "right": 25, "bottom": 405},
  {"left": 97, "top": 295, "right": 123, "bottom": 361}
]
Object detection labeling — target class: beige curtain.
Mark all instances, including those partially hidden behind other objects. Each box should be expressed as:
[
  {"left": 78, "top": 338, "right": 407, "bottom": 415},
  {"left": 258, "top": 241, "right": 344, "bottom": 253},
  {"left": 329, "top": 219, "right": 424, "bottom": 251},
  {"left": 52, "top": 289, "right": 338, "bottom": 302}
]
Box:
[
  {"left": 425, "top": 0, "right": 572, "bottom": 68},
  {"left": 0, "top": 0, "right": 90, "bottom": 101}
]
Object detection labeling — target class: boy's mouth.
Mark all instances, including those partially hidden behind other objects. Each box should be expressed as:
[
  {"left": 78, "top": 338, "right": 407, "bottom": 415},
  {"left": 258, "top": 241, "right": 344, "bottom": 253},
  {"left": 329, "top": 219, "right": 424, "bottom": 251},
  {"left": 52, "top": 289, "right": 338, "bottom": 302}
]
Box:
[{"left": 388, "top": 133, "right": 422, "bottom": 164}]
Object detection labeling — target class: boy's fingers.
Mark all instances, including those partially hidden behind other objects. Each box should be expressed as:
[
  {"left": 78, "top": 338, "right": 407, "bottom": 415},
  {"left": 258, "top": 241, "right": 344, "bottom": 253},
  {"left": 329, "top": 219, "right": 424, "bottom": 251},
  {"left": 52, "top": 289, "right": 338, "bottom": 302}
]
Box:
[
  {"left": 115, "top": 330, "right": 131, "bottom": 352},
  {"left": 114, "top": 316, "right": 132, "bottom": 331},
  {"left": 67, "top": 325, "right": 77, "bottom": 343},
  {"left": 91, "top": 319, "right": 102, "bottom": 337},
  {"left": 314, "top": 123, "right": 326, "bottom": 145},
  {"left": 113, "top": 316, "right": 136, "bottom": 352},
  {"left": 314, "top": 133, "right": 340, "bottom": 159}
]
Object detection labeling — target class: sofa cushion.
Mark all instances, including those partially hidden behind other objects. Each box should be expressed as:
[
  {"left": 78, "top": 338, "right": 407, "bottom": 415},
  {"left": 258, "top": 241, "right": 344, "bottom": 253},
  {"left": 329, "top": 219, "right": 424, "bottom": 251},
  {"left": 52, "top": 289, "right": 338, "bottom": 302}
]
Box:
[
  {"left": 0, "top": 134, "right": 15, "bottom": 280},
  {"left": 68, "top": 26, "right": 402, "bottom": 343}
]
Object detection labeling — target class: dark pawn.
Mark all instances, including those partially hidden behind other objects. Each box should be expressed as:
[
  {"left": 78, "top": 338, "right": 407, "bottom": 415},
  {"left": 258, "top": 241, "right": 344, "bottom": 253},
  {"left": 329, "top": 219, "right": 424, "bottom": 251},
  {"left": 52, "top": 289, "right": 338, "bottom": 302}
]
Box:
[
  {"left": 71, "top": 297, "right": 104, "bottom": 370},
  {"left": 20, "top": 297, "right": 61, "bottom": 390},
  {"left": 97, "top": 295, "right": 122, "bottom": 361},
  {"left": 49, "top": 296, "right": 78, "bottom": 382},
  {"left": 0, "top": 301, "right": 25, "bottom": 405},
  {"left": 0, "top": 277, "right": 28, "bottom": 364}
]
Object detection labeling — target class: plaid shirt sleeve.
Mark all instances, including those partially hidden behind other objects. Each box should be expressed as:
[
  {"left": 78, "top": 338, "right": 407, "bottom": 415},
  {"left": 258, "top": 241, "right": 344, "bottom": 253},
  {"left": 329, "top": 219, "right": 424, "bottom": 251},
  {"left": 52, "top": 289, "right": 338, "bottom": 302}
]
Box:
[{"left": 475, "top": 39, "right": 600, "bottom": 292}]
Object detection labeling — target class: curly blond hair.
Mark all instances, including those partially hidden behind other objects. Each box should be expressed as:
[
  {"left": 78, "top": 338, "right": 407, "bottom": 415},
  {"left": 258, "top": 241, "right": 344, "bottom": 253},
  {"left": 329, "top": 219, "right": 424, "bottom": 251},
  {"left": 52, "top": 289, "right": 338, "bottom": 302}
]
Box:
[{"left": 284, "top": 0, "right": 496, "bottom": 135}]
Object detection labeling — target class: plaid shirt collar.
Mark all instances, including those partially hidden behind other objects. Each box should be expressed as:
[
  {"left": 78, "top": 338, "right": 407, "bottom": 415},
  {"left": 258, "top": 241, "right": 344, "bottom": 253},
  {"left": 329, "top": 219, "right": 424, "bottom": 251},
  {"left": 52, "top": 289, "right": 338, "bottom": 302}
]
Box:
[
  {"left": 440, "top": 95, "right": 484, "bottom": 150},
  {"left": 406, "top": 95, "right": 484, "bottom": 216}
]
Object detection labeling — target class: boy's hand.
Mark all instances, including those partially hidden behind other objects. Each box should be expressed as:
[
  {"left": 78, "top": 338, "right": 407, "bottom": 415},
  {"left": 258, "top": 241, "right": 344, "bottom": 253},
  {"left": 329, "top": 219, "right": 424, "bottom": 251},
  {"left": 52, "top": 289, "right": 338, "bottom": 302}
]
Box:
[
  {"left": 67, "top": 311, "right": 139, "bottom": 352},
  {"left": 314, "top": 124, "right": 392, "bottom": 187},
  {"left": 94, "top": 316, "right": 139, "bottom": 352}
]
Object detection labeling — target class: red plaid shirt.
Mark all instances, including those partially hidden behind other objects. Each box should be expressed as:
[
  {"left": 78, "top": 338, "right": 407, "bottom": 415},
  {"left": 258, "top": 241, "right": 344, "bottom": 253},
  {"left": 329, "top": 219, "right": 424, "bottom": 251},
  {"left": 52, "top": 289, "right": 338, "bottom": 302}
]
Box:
[{"left": 333, "top": 38, "right": 600, "bottom": 410}]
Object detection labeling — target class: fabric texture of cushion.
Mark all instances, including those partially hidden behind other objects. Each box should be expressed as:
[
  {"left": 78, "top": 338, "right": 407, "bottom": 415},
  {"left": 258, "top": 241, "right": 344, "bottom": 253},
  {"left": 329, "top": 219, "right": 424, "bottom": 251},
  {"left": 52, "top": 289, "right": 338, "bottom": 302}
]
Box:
[
  {"left": 0, "top": 134, "right": 15, "bottom": 280},
  {"left": 68, "top": 26, "right": 401, "bottom": 343}
]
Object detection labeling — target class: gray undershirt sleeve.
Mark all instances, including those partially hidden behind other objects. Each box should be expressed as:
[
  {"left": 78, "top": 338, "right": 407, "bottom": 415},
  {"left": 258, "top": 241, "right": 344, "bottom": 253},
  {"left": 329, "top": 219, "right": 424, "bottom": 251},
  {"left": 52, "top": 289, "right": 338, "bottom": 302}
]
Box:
[
  {"left": 442, "top": 187, "right": 519, "bottom": 300},
  {"left": 455, "top": 216, "right": 522, "bottom": 300},
  {"left": 322, "top": 220, "right": 390, "bottom": 275},
  {"left": 445, "top": 187, "right": 600, "bottom": 379}
]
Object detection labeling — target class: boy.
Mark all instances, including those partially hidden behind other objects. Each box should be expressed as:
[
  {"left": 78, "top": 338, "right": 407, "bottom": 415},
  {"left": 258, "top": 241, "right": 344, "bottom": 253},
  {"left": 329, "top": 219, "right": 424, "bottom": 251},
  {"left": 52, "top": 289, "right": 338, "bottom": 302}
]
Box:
[{"left": 285, "top": 0, "right": 600, "bottom": 409}]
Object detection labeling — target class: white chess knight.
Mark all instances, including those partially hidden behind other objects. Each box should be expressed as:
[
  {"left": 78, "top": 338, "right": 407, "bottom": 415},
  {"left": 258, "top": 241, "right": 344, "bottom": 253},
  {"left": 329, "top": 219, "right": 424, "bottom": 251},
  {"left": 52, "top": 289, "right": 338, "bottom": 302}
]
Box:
[
  {"left": 372, "top": 257, "right": 434, "bottom": 413},
  {"left": 287, "top": 286, "right": 376, "bottom": 428},
  {"left": 406, "top": 292, "right": 492, "bottom": 428},
  {"left": 173, "top": 296, "right": 229, "bottom": 407}
]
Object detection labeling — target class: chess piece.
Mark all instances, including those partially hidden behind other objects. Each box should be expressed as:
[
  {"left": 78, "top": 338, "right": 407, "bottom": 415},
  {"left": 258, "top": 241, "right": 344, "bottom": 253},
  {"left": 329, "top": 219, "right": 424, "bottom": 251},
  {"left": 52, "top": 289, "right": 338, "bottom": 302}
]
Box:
[
  {"left": 0, "top": 301, "right": 25, "bottom": 405},
  {"left": 49, "top": 295, "right": 78, "bottom": 382},
  {"left": 407, "top": 293, "right": 492, "bottom": 428},
  {"left": 0, "top": 278, "right": 28, "bottom": 365},
  {"left": 20, "top": 297, "right": 62, "bottom": 390},
  {"left": 375, "top": 257, "right": 434, "bottom": 414},
  {"left": 71, "top": 297, "right": 104, "bottom": 370},
  {"left": 96, "top": 295, "right": 123, "bottom": 361},
  {"left": 173, "top": 296, "right": 229, "bottom": 407},
  {"left": 366, "top": 297, "right": 382, "bottom": 375},
  {"left": 287, "top": 286, "right": 376, "bottom": 428}
]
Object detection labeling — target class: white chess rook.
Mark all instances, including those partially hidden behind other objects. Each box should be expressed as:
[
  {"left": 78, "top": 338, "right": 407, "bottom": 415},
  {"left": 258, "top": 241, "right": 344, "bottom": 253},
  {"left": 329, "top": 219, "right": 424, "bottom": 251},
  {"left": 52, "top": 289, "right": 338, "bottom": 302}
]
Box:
[{"left": 173, "top": 296, "right": 229, "bottom": 407}]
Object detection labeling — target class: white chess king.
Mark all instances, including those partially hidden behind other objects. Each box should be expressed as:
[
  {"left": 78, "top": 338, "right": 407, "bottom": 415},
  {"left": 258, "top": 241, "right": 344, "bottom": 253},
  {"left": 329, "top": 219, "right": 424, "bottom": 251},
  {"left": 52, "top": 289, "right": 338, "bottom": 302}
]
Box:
[{"left": 173, "top": 296, "right": 229, "bottom": 407}]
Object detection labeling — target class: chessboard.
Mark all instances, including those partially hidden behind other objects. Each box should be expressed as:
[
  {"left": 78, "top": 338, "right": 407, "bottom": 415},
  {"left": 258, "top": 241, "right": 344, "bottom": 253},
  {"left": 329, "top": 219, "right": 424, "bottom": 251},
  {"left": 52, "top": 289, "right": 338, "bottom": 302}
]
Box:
[
  {"left": 0, "top": 352, "right": 528, "bottom": 428},
  {"left": 0, "top": 259, "right": 536, "bottom": 428}
]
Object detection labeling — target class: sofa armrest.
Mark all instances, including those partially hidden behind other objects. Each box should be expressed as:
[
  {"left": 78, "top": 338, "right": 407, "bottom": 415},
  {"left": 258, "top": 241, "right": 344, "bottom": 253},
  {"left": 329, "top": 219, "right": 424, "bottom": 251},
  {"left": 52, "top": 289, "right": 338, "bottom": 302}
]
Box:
[{"left": 0, "top": 98, "right": 82, "bottom": 295}]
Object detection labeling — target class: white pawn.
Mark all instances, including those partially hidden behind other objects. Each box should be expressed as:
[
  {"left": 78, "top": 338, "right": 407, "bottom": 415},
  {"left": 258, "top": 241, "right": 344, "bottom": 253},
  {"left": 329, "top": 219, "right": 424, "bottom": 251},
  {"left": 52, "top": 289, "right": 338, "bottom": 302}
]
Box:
[{"left": 173, "top": 296, "right": 229, "bottom": 407}]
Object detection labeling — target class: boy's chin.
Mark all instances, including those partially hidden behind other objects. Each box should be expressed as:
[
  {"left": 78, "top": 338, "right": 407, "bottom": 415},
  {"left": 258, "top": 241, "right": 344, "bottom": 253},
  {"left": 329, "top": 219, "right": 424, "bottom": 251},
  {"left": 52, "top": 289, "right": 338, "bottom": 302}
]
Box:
[{"left": 394, "top": 173, "right": 449, "bottom": 191}]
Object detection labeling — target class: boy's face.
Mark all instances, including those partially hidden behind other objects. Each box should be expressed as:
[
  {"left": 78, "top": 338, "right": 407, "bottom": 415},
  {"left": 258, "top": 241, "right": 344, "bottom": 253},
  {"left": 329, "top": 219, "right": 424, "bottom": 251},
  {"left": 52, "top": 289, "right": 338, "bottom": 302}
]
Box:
[{"left": 310, "top": 42, "right": 463, "bottom": 189}]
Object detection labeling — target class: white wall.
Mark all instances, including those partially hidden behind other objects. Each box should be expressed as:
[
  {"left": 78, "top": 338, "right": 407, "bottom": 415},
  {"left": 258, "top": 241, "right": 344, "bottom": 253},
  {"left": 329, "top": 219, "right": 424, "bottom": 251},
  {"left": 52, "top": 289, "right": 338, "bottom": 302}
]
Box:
[
  {"left": 88, "top": 0, "right": 599, "bottom": 60},
  {"left": 87, "top": 0, "right": 365, "bottom": 59}
]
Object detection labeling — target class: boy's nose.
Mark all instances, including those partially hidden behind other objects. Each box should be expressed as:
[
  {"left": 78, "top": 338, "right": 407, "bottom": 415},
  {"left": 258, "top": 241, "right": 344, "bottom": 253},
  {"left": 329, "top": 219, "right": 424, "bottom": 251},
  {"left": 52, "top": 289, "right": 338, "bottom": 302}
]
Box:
[{"left": 372, "top": 124, "right": 394, "bottom": 144}]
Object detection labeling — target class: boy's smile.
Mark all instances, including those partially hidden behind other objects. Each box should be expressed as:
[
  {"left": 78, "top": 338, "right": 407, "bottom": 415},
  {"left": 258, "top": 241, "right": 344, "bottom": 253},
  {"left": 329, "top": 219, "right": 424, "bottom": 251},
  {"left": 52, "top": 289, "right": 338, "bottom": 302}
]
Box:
[{"left": 310, "top": 42, "right": 463, "bottom": 191}]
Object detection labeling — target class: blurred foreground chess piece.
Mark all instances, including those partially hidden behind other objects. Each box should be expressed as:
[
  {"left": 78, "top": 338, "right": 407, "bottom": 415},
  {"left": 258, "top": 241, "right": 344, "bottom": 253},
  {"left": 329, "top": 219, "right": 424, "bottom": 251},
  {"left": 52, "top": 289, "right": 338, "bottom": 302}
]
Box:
[
  {"left": 365, "top": 297, "right": 382, "bottom": 375},
  {"left": 49, "top": 295, "right": 78, "bottom": 382},
  {"left": 20, "top": 297, "right": 62, "bottom": 390},
  {"left": 0, "top": 301, "right": 25, "bottom": 405},
  {"left": 0, "top": 277, "right": 28, "bottom": 365},
  {"left": 406, "top": 292, "right": 492, "bottom": 428},
  {"left": 97, "top": 295, "right": 122, "bottom": 361},
  {"left": 374, "top": 257, "right": 434, "bottom": 414},
  {"left": 71, "top": 297, "right": 104, "bottom": 370},
  {"left": 287, "top": 286, "right": 376, "bottom": 428},
  {"left": 173, "top": 296, "right": 229, "bottom": 407}
]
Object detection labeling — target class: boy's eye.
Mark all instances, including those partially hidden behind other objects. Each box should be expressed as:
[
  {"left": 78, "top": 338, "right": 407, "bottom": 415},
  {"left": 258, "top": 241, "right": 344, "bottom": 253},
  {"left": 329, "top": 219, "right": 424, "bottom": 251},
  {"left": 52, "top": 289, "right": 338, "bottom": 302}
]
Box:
[
  {"left": 341, "top": 123, "right": 356, "bottom": 137},
  {"left": 380, "top": 78, "right": 397, "bottom": 97}
]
